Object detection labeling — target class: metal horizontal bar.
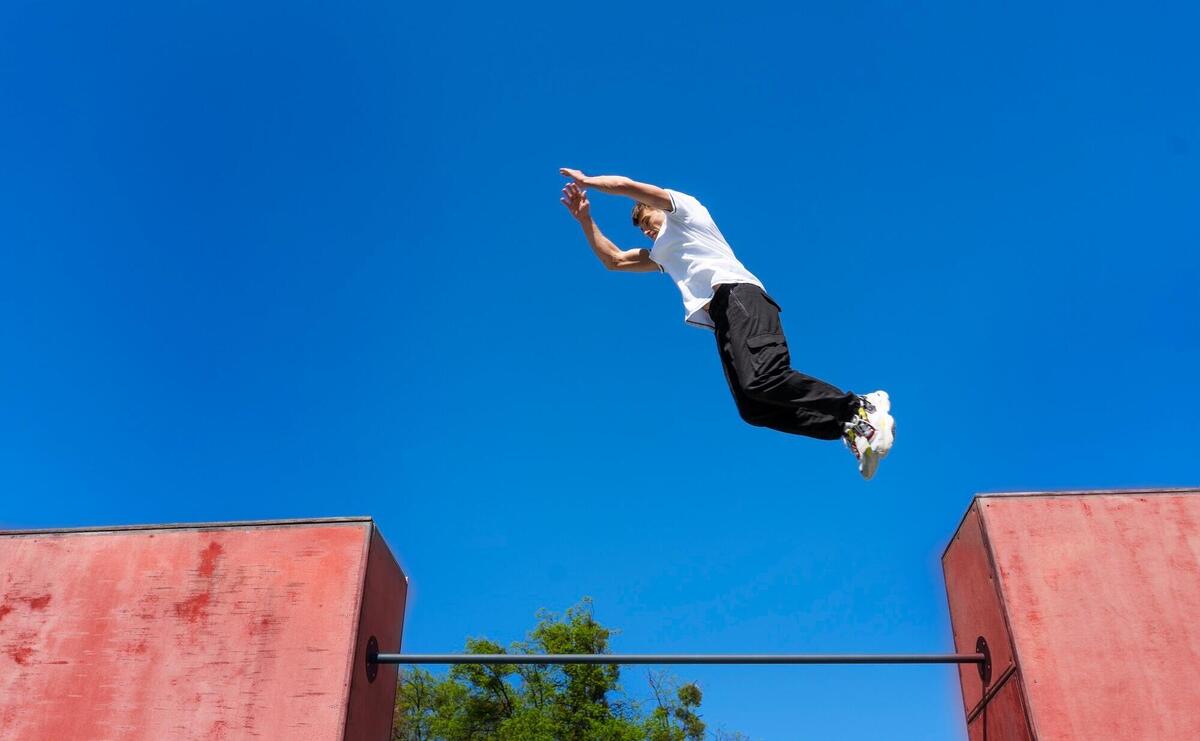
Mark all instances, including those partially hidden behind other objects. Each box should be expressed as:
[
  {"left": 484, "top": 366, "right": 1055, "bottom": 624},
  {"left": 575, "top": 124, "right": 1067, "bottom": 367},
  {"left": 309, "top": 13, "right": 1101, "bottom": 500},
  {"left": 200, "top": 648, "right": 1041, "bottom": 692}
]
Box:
[{"left": 373, "top": 653, "right": 986, "bottom": 666}]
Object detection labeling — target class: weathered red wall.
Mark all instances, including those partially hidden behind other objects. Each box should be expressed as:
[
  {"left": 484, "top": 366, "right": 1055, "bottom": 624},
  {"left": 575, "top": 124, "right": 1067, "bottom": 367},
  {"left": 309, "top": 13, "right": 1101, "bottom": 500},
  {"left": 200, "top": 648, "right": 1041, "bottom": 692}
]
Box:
[
  {"left": 0, "top": 518, "right": 407, "bottom": 740},
  {"left": 944, "top": 489, "right": 1200, "bottom": 740},
  {"left": 345, "top": 528, "right": 408, "bottom": 740}
]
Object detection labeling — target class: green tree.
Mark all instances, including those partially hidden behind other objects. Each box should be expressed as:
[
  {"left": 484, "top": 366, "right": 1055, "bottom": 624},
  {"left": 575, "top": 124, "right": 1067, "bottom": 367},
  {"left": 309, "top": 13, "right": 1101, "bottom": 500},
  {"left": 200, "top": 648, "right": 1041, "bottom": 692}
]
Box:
[
  {"left": 645, "top": 672, "right": 705, "bottom": 741},
  {"left": 393, "top": 599, "right": 738, "bottom": 741}
]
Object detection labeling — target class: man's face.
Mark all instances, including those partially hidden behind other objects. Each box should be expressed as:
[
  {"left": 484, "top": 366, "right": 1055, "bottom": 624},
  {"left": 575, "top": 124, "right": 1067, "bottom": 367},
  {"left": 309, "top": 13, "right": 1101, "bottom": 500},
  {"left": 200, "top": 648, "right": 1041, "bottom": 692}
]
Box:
[{"left": 637, "top": 209, "right": 666, "bottom": 241}]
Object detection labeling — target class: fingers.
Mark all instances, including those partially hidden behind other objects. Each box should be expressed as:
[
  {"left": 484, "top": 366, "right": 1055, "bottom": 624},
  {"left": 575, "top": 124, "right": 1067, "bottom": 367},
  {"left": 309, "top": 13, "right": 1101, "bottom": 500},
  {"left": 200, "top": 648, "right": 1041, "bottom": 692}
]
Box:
[
  {"left": 560, "top": 186, "right": 589, "bottom": 219},
  {"left": 561, "top": 183, "right": 583, "bottom": 203},
  {"left": 560, "top": 184, "right": 581, "bottom": 214}
]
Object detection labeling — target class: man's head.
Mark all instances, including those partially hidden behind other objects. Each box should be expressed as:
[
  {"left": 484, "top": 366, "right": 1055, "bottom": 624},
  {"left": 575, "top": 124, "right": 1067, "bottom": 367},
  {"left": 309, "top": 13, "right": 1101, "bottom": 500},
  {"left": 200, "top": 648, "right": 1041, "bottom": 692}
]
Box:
[{"left": 632, "top": 202, "right": 666, "bottom": 241}]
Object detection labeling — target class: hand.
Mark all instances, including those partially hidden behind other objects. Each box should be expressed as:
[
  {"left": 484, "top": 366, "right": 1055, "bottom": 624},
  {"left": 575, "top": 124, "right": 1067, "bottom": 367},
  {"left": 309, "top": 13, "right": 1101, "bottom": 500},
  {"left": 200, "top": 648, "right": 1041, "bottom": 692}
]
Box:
[
  {"left": 560, "top": 182, "right": 591, "bottom": 222},
  {"left": 559, "top": 167, "right": 589, "bottom": 188}
]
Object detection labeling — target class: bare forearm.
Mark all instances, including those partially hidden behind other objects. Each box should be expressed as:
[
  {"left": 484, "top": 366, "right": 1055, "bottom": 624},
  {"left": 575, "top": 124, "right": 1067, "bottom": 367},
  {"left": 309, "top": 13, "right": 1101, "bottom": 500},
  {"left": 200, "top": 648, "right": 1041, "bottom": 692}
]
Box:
[
  {"left": 577, "top": 173, "right": 672, "bottom": 211},
  {"left": 577, "top": 217, "right": 622, "bottom": 269},
  {"left": 561, "top": 176, "right": 659, "bottom": 272},
  {"left": 580, "top": 175, "right": 633, "bottom": 194},
  {"left": 560, "top": 167, "right": 672, "bottom": 211}
]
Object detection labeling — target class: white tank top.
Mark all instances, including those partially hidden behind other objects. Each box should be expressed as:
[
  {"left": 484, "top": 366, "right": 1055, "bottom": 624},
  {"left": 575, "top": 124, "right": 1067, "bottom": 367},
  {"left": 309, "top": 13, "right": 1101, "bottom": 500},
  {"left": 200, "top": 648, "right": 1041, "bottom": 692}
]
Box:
[{"left": 649, "top": 190, "right": 765, "bottom": 329}]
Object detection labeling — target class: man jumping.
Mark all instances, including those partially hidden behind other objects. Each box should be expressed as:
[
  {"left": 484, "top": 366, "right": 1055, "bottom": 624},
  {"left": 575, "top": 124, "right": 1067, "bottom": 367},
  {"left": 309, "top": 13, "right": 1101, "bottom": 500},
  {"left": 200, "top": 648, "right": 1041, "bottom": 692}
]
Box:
[{"left": 559, "top": 168, "right": 896, "bottom": 479}]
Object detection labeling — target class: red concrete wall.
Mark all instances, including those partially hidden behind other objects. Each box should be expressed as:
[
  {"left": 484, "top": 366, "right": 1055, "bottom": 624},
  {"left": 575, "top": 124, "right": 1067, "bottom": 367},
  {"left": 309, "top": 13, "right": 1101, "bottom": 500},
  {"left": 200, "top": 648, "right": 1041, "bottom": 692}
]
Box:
[
  {"left": 345, "top": 528, "right": 408, "bottom": 740},
  {"left": 966, "top": 675, "right": 1031, "bottom": 741},
  {"left": 944, "top": 489, "right": 1200, "bottom": 740},
  {"left": 942, "top": 505, "right": 1015, "bottom": 715},
  {"left": 0, "top": 518, "right": 407, "bottom": 741}
]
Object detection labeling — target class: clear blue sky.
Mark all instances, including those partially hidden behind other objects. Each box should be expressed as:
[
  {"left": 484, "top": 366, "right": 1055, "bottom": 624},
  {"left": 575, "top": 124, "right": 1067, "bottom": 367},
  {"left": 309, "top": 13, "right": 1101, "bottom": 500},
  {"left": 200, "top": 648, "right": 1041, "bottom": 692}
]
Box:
[{"left": 2, "top": 2, "right": 1197, "bottom": 738}]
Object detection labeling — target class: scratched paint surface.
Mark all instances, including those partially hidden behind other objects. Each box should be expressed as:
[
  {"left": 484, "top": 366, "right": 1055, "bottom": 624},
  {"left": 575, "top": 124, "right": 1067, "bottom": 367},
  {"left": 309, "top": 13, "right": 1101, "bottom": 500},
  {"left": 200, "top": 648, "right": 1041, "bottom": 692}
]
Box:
[
  {"left": 0, "top": 523, "right": 370, "bottom": 740},
  {"left": 981, "top": 492, "right": 1200, "bottom": 740}
]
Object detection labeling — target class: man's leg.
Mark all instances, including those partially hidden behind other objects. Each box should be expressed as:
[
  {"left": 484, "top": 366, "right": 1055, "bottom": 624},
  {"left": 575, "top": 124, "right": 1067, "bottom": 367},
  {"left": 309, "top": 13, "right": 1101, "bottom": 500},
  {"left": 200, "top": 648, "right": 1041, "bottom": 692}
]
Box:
[
  {"left": 710, "top": 283, "right": 858, "bottom": 440},
  {"left": 715, "top": 333, "right": 806, "bottom": 430}
]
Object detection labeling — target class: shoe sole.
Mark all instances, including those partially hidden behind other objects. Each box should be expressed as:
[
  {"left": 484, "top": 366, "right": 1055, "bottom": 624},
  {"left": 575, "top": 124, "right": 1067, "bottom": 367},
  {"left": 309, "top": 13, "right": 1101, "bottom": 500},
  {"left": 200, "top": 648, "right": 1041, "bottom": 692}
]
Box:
[
  {"left": 860, "top": 447, "right": 880, "bottom": 480},
  {"left": 859, "top": 392, "right": 894, "bottom": 480}
]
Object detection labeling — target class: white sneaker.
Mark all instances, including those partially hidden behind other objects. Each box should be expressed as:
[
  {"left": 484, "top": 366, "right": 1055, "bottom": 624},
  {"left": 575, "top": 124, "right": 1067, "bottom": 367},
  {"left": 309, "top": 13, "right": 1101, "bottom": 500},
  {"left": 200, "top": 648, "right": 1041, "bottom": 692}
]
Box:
[
  {"left": 860, "top": 391, "right": 895, "bottom": 460},
  {"left": 843, "top": 391, "right": 895, "bottom": 480},
  {"left": 843, "top": 424, "right": 873, "bottom": 477}
]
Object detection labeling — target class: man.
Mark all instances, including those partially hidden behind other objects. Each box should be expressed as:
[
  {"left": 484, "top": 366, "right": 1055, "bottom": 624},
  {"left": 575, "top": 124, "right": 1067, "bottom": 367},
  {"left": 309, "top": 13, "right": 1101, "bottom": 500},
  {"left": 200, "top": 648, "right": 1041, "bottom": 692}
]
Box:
[{"left": 559, "top": 167, "right": 896, "bottom": 479}]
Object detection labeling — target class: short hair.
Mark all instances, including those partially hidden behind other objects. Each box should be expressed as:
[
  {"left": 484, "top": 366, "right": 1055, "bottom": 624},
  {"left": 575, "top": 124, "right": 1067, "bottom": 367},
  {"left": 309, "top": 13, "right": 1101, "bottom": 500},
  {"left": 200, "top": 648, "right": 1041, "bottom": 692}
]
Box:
[{"left": 631, "top": 202, "right": 653, "bottom": 226}]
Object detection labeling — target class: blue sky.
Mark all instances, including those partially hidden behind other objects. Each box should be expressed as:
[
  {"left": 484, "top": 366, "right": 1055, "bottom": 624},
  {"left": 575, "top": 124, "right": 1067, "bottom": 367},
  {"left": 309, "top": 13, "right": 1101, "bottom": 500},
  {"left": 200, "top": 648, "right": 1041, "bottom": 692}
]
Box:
[{"left": 2, "top": 1, "right": 1197, "bottom": 738}]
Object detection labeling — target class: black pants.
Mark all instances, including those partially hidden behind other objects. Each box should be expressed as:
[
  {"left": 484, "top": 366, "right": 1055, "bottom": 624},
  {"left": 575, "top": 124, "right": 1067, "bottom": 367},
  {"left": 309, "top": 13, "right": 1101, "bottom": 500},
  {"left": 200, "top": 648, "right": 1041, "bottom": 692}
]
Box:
[{"left": 709, "top": 283, "right": 857, "bottom": 440}]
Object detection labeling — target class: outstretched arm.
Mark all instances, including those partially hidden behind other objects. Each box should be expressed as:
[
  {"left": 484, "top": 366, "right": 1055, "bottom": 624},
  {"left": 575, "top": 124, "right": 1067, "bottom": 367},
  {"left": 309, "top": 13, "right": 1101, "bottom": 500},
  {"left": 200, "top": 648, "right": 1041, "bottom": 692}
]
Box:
[
  {"left": 561, "top": 183, "right": 659, "bottom": 272},
  {"left": 559, "top": 168, "right": 673, "bottom": 211}
]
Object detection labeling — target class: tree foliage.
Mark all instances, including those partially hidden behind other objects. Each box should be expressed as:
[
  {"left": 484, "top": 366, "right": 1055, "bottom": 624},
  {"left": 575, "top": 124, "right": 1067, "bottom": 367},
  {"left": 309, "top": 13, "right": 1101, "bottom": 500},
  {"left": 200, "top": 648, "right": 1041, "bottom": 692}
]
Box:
[{"left": 392, "top": 599, "right": 733, "bottom": 741}]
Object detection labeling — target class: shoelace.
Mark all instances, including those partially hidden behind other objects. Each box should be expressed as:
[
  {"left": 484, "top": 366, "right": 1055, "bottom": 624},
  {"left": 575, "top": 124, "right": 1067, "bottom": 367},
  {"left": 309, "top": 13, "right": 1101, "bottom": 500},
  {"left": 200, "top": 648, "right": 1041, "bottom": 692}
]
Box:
[
  {"left": 843, "top": 397, "right": 879, "bottom": 459},
  {"left": 849, "top": 419, "right": 875, "bottom": 439},
  {"left": 843, "top": 418, "right": 876, "bottom": 461}
]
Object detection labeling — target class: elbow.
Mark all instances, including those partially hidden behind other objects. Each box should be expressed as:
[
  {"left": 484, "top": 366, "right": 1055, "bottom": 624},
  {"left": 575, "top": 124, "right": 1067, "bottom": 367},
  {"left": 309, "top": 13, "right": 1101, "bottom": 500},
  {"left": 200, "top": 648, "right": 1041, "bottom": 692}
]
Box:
[{"left": 601, "top": 252, "right": 629, "bottom": 271}]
